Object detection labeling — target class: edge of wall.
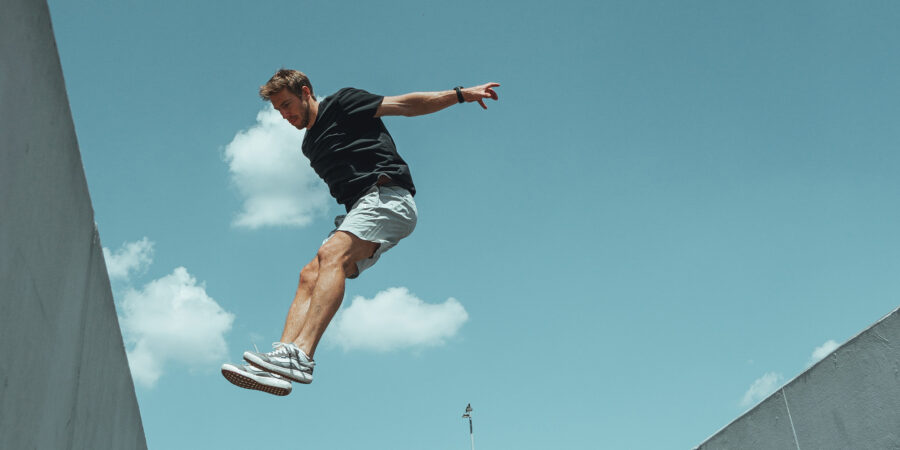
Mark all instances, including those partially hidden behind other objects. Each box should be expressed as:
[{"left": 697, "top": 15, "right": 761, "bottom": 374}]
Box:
[
  {"left": 696, "top": 306, "right": 900, "bottom": 450},
  {"left": 0, "top": 0, "right": 148, "bottom": 448}
]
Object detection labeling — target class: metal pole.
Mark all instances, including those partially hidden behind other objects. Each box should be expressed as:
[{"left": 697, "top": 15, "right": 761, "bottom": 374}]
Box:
[
  {"left": 469, "top": 415, "right": 475, "bottom": 450},
  {"left": 462, "top": 404, "right": 475, "bottom": 450}
]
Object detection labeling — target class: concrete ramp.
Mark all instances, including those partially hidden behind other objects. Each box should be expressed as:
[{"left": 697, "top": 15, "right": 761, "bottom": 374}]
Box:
[
  {"left": 696, "top": 307, "right": 900, "bottom": 450},
  {"left": 0, "top": 0, "right": 147, "bottom": 448}
]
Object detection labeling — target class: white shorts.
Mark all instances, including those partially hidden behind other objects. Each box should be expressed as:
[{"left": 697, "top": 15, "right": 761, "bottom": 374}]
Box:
[{"left": 325, "top": 185, "right": 417, "bottom": 278}]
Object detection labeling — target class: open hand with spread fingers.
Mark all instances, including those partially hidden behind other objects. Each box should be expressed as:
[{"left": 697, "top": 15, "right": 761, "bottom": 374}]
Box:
[{"left": 461, "top": 83, "right": 501, "bottom": 109}]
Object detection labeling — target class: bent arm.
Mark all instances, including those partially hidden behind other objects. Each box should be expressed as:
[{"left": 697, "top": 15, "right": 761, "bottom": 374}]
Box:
[{"left": 375, "top": 83, "right": 500, "bottom": 117}]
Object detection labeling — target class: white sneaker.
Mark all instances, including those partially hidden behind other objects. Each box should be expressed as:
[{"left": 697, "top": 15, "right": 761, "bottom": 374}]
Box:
[
  {"left": 221, "top": 362, "right": 292, "bottom": 396},
  {"left": 243, "top": 342, "right": 315, "bottom": 384}
]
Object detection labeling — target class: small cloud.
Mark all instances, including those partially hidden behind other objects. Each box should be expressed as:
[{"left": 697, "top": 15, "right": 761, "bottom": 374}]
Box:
[
  {"left": 223, "top": 107, "right": 331, "bottom": 229},
  {"left": 119, "top": 267, "right": 234, "bottom": 387},
  {"left": 740, "top": 372, "right": 784, "bottom": 408},
  {"left": 103, "top": 238, "right": 154, "bottom": 282},
  {"left": 329, "top": 287, "right": 469, "bottom": 352},
  {"left": 808, "top": 339, "right": 840, "bottom": 366}
]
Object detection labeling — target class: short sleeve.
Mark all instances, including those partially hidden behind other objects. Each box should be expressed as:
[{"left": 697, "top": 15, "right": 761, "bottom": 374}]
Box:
[{"left": 335, "top": 88, "right": 384, "bottom": 120}]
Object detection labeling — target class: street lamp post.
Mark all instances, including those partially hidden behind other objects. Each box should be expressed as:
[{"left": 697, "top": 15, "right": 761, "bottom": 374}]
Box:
[{"left": 461, "top": 403, "right": 475, "bottom": 450}]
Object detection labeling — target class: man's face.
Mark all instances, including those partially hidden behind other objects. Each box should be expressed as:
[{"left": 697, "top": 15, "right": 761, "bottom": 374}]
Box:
[{"left": 271, "top": 88, "right": 309, "bottom": 130}]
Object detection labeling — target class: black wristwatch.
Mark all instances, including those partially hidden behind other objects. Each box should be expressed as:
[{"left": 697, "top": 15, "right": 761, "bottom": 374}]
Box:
[{"left": 454, "top": 86, "right": 465, "bottom": 103}]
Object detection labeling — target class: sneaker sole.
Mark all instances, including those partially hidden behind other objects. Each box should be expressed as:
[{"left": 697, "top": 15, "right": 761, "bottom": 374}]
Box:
[
  {"left": 221, "top": 366, "right": 292, "bottom": 396},
  {"left": 243, "top": 353, "right": 313, "bottom": 384}
]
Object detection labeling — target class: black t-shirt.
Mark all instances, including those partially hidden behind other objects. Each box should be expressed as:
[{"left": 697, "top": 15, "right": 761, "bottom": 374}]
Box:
[{"left": 302, "top": 87, "right": 416, "bottom": 210}]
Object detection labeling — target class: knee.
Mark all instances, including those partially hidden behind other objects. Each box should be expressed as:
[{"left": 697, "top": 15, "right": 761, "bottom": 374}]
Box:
[
  {"left": 316, "top": 244, "right": 345, "bottom": 270},
  {"left": 299, "top": 262, "right": 318, "bottom": 286},
  {"left": 317, "top": 241, "right": 358, "bottom": 278}
]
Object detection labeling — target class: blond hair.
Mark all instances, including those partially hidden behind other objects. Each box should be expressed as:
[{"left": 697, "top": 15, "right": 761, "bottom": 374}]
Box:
[{"left": 259, "top": 69, "right": 314, "bottom": 100}]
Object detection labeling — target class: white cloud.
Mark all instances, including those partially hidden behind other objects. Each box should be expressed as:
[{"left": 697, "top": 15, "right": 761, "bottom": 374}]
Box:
[
  {"left": 103, "top": 237, "right": 154, "bottom": 281},
  {"left": 329, "top": 287, "right": 469, "bottom": 352},
  {"left": 223, "top": 107, "right": 330, "bottom": 229},
  {"left": 808, "top": 339, "right": 840, "bottom": 366},
  {"left": 119, "top": 267, "right": 234, "bottom": 387},
  {"left": 737, "top": 340, "right": 842, "bottom": 410},
  {"left": 740, "top": 372, "right": 784, "bottom": 408}
]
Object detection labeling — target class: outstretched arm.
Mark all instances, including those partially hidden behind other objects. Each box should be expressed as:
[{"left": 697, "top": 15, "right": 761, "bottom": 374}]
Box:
[{"left": 375, "top": 82, "right": 500, "bottom": 117}]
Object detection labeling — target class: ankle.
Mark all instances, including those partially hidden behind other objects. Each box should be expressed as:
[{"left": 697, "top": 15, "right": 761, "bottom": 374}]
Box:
[{"left": 288, "top": 341, "right": 314, "bottom": 360}]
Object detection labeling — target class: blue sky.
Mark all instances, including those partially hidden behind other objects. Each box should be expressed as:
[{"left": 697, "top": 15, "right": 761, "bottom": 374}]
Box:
[{"left": 47, "top": 0, "right": 900, "bottom": 448}]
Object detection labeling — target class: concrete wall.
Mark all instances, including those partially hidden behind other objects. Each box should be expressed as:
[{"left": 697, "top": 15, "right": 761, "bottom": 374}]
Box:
[
  {"left": 0, "top": 0, "right": 147, "bottom": 448},
  {"left": 696, "top": 307, "right": 900, "bottom": 450}
]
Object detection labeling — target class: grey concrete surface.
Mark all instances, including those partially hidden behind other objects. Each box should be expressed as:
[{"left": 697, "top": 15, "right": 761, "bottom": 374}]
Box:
[
  {"left": 0, "top": 0, "right": 148, "bottom": 448},
  {"left": 697, "top": 307, "right": 900, "bottom": 450}
]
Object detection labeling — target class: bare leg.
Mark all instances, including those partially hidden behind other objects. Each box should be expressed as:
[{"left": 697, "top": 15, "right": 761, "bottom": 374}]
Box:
[
  {"left": 279, "top": 257, "right": 318, "bottom": 343},
  {"left": 292, "top": 231, "right": 378, "bottom": 358}
]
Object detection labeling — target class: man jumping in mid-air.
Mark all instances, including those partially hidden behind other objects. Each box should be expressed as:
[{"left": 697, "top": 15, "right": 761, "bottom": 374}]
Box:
[{"left": 222, "top": 69, "right": 500, "bottom": 395}]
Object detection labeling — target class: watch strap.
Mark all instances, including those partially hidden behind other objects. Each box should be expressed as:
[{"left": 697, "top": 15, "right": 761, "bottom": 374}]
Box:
[{"left": 454, "top": 86, "right": 465, "bottom": 103}]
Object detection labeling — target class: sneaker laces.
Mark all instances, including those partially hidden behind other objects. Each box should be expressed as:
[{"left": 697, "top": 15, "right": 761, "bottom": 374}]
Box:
[
  {"left": 268, "top": 342, "right": 316, "bottom": 368},
  {"left": 268, "top": 342, "right": 292, "bottom": 357}
]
